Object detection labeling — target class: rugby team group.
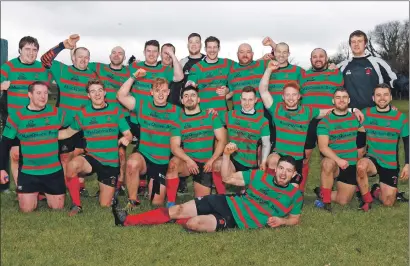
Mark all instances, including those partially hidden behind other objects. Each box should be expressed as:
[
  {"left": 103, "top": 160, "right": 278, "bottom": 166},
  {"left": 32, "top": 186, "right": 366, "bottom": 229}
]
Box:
[{"left": 0, "top": 29, "right": 408, "bottom": 233}]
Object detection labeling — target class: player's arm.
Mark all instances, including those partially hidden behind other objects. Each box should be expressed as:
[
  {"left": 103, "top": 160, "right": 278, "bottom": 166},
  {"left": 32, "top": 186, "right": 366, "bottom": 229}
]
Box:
[
  {"left": 260, "top": 136, "right": 271, "bottom": 169},
  {"left": 170, "top": 136, "right": 200, "bottom": 175},
  {"left": 185, "top": 64, "right": 199, "bottom": 87},
  {"left": 165, "top": 48, "right": 184, "bottom": 82},
  {"left": 259, "top": 61, "right": 279, "bottom": 109},
  {"left": 267, "top": 214, "right": 300, "bottom": 228},
  {"left": 316, "top": 108, "right": 333, "bottom": 119},
  {"left": 0, "top": 116, "right": 19, "bottom": 183},
  {"left": 221, "top": 143, "right": 245, "bottom": 186},
  {"left": 400, "top": 116, "right": 409, "bottom": 180},
  {"left": 40, "top": 34, "right": 79, "bottom": 69},
  {"left": 117, "top": 69, "right": 146, "bottom": 111},
  {"left": 210, "top": 127, "right": 228, "bottom": 161}
]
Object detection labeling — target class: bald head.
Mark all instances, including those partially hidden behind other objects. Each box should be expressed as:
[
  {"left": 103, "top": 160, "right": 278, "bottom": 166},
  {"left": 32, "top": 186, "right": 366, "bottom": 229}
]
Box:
[
  {"left": 237, "top": 43, "right": 254, "bottom": 65},
  {"left": 110, "top": 46, "right": 126, "bottom": 67}
]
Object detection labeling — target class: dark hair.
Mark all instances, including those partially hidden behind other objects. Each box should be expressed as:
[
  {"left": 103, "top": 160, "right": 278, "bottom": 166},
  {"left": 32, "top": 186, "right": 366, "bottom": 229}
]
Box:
[
  {"left": 310, "top": 48, "right": 327, "bottom": 58},
  {"left": 241, "top": 86, "right": 257, "bottom": 96},
  {"left": 86, "top": 79, "right": 104, "bottom": 93},
  {"left": 278, "top": 155, "right": 297, "bottom": 169},
  {"left": 349, "top": 30, "right": 368, "bottom": 45},
  {"left": 73, "top": 47, "right": 90, "bottom": 56},
  {"left": 28, "top": 81, "right": 49, "bottom": 93},
  {"left": 145, "top": 40, "right": 160, "bottom": 50},
  {"left": 19, "top": 36, "right": 39, "bottom": 50},
  {"left": 205, "top": 36, "right": 220, "bottom": 48},
  {"left": 188, "top": 33, "right": 201, "bottom": 41},
  {"left": 161, "top": 43, "right": 175, "bottom": 53},
  {"left": 333, "top": 87, "right": 349, "bottom": 95},
  {"left": 373, "top": 83, "right": 391, "bottom": 94},
  {"left": 283, "top": 81, "right": 300, "bottom": 91},
  {"left": 181, "top": 85, "right": 198, "bottom": 97}
]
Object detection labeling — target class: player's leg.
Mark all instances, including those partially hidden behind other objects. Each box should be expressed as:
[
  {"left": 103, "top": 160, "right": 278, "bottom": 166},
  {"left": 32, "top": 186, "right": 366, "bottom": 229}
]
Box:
[
  {"left": 185, "top": 215, "right": 218, "bottom": 232},
  {"left": 332, "top": 166, "right": 357, "bottom": 205},
  {"left": 118, "top": 145, "right": 126, "bottom": 191},
  {"left": 125, "top": 152, "right": 147, "bottom": 207},
  {"left": 377, "top": 167, "right": 400, "bottom": 207},
  {"left": 43, "top": 169, "right": 66, "bottom": 210},
  {"left": 10, "top": 146, "right": 19, "bottom": 186},
  {"left": 16, "top": 171, "right": 40, "bottom": 212},
  {"left": 317, "top": 158, "right": 338, "bottom": 210},
  {"left": 18, "top": 193, "right": 39, "bottom": 213},
  {"left": 212, "top": 157, "right": 236, "bottom": 194},
  {"left": 193, "top": 164, "right": 213, "bottom": 197},
  {"left": 73, "top": 132, "right": 87, "bottom": 195},
  {"left": 148, "top": 179, "right": 167, "bottom": 206},
  {"left": 301, "top": 118, "right": 319, "bottom": 192},
  {"left": 166, "top": 156, "right": 190, "bottom": 207},
  {"left": 356, "top": 157, "right": 378, "bottom": 211}
]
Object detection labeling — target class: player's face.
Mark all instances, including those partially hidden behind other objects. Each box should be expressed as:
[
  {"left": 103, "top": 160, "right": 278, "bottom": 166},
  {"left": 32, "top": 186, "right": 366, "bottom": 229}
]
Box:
[
  {"left": 161, "top": 47, "right": 174, "bottom": 66},
  {"left": 88, "top": 84, "right": 106, "bottom": 106},
  {"left": 274, "top": 161, "right": 295, "bottom": 186},
  {"left": 109, "top": 47, "right": 125, "bottom": 66},
  {"left": 151, "top": 84, "right": 170, "bottom": 105},
  {"left": 181, "top": 90, "right": 199, "bottom": 110},
  {"left": 310, "top": 49, "right": 327, "bottom": 70},
  {"left": 373, "top": 88, "right": 392, "bottom": 109},
  {"left": 240, "top": 92, "right": 257, "bottom": 111},
  {"left": 188, "top": 36, "right": 201, "bottom": 55},
  {"left": 333, "top": 91, "right": 350, "bottom": 111},
  {"left": 29, "top": 85, "right": 48, "bottom": 109},
  {"left": 350, "top": 36, "right": 366, "bottom": 56},
  {"left": 282, "top": 87, "right": 300, "bottom": 108},
  {"left": 144, "top": 45, "right": 160, "bottom": 65},
  {"left": 237, "top": 45, "right": 254, "bottom": 65},
  {"left": 73, "top": 49, "right": 90, "bottom": 70},
  {"left": 274, "top": 44, "right": 289, "bottom": 64},
  {"left": 19, "top": 43, "right": 38, "bottom": 64},
  {"left": 205, "top": 41, "right": 220, "bottom": 60}
]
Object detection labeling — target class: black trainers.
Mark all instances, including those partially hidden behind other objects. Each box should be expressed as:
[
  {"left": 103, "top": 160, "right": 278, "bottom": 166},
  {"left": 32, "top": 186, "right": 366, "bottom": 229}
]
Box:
[
  {"left": 118, "top": 185, "right": 126, "bottom": 196},
  {"left": 358, "top": 201, "right": 371, "bottom": 212},
  {"left": 323, "top": 203, "right": 332, "bottom": 212},
  {"left": 80, "top": 188, "right": 89, "bottom": 198},
  {"left": 313, "top": 187, "right": 321, "bottom": 199},
  {"left": 396, "top": 191, "right": 409, "bottom": 202},
  {"left": 370, "top": 184, "right": 380, "bottom": 199},
  {"left": 112, "top": 203, "right": 128, "bottom": 226}
]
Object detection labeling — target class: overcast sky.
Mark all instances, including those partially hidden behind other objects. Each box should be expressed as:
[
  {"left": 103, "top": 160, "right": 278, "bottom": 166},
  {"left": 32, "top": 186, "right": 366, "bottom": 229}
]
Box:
[{"left": 1, "top": 1, "right": 409, "bottom": 69}]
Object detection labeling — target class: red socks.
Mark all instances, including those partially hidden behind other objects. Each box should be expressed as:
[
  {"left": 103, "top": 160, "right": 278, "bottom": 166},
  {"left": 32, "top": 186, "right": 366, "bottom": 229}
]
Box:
[
  {"left": 66, "top": 176, "right": 81, "bottom": 207},
  {"left": 175, "top": 218, "right": 190, "bottom": 226},
  {"left": 299, "top": 163, "right": 309, "bottom": 192},
  {"left": 212, "top": 172, "right": 226, "bottom": 194},
  {"left": 116, "top": 180, "right": 123, "bottom": 190},
  {"left": 362, "top": 192, "right": 373, "bottom": 203},
  {"left": 166, "top": 178, "right": 179, "bottom": 203},
  {"left": 320, "top": 187, "right": 332, "bottom": 203},
  {"left": 124, "top": 207, "right": 170, "bottom": 226}
]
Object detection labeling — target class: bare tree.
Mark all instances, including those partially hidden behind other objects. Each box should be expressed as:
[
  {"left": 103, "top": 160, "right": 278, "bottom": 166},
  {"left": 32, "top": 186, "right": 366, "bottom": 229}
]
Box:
[{"left": 329, "top": 42, "right": 351, "bottom": 65}]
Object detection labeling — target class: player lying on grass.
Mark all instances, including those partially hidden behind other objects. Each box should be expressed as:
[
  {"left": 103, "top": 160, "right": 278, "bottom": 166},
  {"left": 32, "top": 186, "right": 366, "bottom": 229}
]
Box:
[{"left": 112, "top": 143, "right": 303, "bottom": 232}]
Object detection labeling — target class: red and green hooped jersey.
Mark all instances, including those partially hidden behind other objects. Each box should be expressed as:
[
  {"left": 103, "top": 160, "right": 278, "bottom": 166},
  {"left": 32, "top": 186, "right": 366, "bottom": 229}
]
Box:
[
  {"left": 269, "top": 102, "right": 319, "bottom": 160},
  {"left": 1, "top": 58, "right": 51, "bottom": 114},
  {"left": 128, "top": 61, "right": 174, "bottom": 124},
  {"left": 227, "top": 60, "right": 268, "bottom": 112},
  {"left": 226, "top": 169, "right": 303, "bottom": 229},
  {"left": 134, "top": 100, "right": 181, "bottom": 165},
  {"left": 362, "top": 106, "right": 409, "bottom": 169},
  {"left": 300, "top": 68, "right": 344, "bottom": 109},
  {"left": 188, "top": 58, "right": 233, "bottom": 112},
  {"left": 171, "top": 110, "right": 223, "bottom": 163},
  {"left": 221, "top": 110, "right": 270, "bottom": 168},
  {"left": 2, "top": 105, "right": 70, "bottom": 175},
  {"left": 317, "top": 111, "right": 360, "bottom": 165},
  {"left": 88, "top": 62, "right": 131, "bottom": 116},
  {"left": 269, "top": 64, "right": 304, "bottom": 103},
  {"left": 71, "top": 103, "right": 129, "bottom": 167}
]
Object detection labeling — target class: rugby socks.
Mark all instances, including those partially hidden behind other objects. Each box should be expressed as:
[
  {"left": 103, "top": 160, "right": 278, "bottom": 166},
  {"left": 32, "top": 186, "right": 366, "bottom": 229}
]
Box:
[
  {"left": 166, "top": 178, "right": 179, "bottom": 204},
  {"left": 362, "top": 192, "right": 373, "bottom": 203},
  {"left": 300, "top": 163, "right": 309, "bottom": 192},
  {"left": 372, "top": 187, "right": 381, "bottom": 200},
  {"left": 124, "top": 207, "right": 170, "bottom": 226},
  {"left": 66, "top": 176, "right": 81, "bottom": 207},
  {"left": 320, "top": 187, "right": 332, "bottom": 204},
  {"left": 212, "top": 172, "right": 226, "bottom": 194},
  {"left": 175, "top": 218, "right": 190, "bottom": 226}
]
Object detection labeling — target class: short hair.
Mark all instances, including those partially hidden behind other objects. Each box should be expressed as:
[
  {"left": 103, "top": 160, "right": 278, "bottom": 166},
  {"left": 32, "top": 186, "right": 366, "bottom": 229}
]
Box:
[
  {"left": 86, "top": 79, "right": 104, "bottom": 93},
  {"left": 275, "top": 42, "right": 290, "bottom": 52},
  {"left": 310, "top": 48, "right": 327, "bottom": 58},
  {"left": 19, "top": 36, "right": 39, "bottom": 50},
  {"left": 28, "top": 81, "right": 49, "bottom": 93},
  {"left": 145, "top": 40, "right": 160, "bottom": 50},
  {"left": 152, "top": 78, "right": 169, "bottom": 90},
  {"left": 373, "top": 83, "right": 391, "bottom": 94},
  {"left": 241, "top": 86, "right": 257, "bottom": 96},
  {"left": 188, "top": 33, "right": 201, "bottom": 41},
  {"left": 278, "top": 155, "right": 297, "bottom": 169},
  {"left": 161, "top": 43, "right": 175, "bottom": 53},
  {"left": 349, "top": 30, "right": 368, "bottom": 45},
  {"left": 181, "top": 85, "right": 198, "bottom": 97},
  {"left": 334, "top": 87, "right": 349, "bottom": 95},
  {"left": 205, "top": 36, "right": 220, "bottom": 48},
  {"left": 283, "top": 81, "right": 300, "bottom": 91},
  {"left": 73, "top": 47, "right": 90, "bottom": 56}
]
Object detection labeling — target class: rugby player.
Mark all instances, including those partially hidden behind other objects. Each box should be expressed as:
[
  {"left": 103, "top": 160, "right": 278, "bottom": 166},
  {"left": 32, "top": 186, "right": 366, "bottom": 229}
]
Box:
[
  {"left": 0, "top": 81, "right": 68, "bottom": 212},
  {"left": 356, "top": 84, "right": 409, "bottom": 211},
  {"left": 112, "top": 143, "right": 303, "bottom": 232},
  {"left": 165, "top": 85, "right": 227, "bottom": 207},
  {"left": 58, "top": 79, "right": 132, "bottom": 216}
]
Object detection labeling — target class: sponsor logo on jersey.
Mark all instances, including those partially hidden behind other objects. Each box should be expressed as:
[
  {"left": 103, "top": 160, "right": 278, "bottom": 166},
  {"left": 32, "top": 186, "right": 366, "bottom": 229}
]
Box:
[
  {"left": 346, "top": 70, "right": 352, "bottom": 75},
  {"left": 385, "top": 121, "right": 391, "bottom": 127},
  {"left": 18, "top": 74, "right": 27, "bottom": 80},
  {"left": 44, "top": 117, "right": 50, "bottom": 126},
  {"left": 370, "top": 119, "right": 378, "bottom": 126},
  {"left": 34, "top": 73, "right": 40, "bottom": 80},
  {"left": 71, "top": 75, "right": 80, "bottom": 82},
  {"left": 89, "top": 117, "right": 98, "bottom": 125},
  {"left": 365, "top": 67, "right": 372, "bottom": 75}
]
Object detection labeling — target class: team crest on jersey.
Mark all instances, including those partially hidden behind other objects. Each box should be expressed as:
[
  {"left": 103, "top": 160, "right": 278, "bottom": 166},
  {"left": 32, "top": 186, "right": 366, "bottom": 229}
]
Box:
[
  {"left": 107, "top": 116, "right": 112, "bottom": 122},
  {"left": 284, "top": 73, "right": 289, "bottom": 78},
  {"left": 249, "top": 69, "right": 255, "bottom": 75},
  {"left": 348, "top": 121, "right": 353, "bottom": 128},
  {"left": 234, "top": 119, "right": 241, "bottom": 126},
  {"left": 324, "top": 75, "right": 329, "bottom": 81},
  {"left": 365, "top": 67, "right": 372, "bottom": 75},
  {"left": 107, "top": 74, "right": 114, "bottom": 80},
  {"left": 34, "top": 73, "right": 40, "bottom": 80},
  {"left": 206, "top": 73, "right": 213, "bottom": 79},
  {"left": 386, "top": 121, "right": 391, "bottom": 127},
  {"left": 335, "top": 124, "right": 343, "bottom": 130},
  {"left": 184, "top": 123, "right": 192, "bottom": 129},
  {"left": 200, "top": 120, "right": 204, "bottom": 126},
  {"left": 26, "top": 120, "right": 36, "bottom": 128},
  {"left": 18, "top": 74, "right": 27, "bottom": 80},
  {"left": 218, "top": 69, "right": 223, "bottom": 75},
  {"left": 71, "top": 75, "right": 80, "bottom": 82},
  {"left": 346, "top": 70, "right": 352, "bottom": 75},
  {"left": 370, "top": 119, "right": 378, "bottom": 126},
  {"left": 89, "top": 117, "right": 98, "bottom": 125},
  {"left": 44, "top": 117, "right": 50, "bottom": 125}
]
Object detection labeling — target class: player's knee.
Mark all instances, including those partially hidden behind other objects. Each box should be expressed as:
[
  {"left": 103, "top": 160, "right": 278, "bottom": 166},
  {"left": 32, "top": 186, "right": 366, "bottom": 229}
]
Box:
[
  {"left": 382, "top": 195, "right": 396, "bottom": 207},
  {"left": 169, "top": 204, "right": 183, "bottom": 218},
  {"left": 356, "top": 162, "right": 368, "bottom": 177},
  {"left": 186, "top": 217, "right": 201, "bottom": 231},
  {"left": 67, "top": 160, "right": 80, "bottom": 177},
  {"left": 19, "top": 202, "right": 37, "bottom": 213},
  {"left": 10, "top": 150, "right": 19, "bottom": 162},
  {"left": 212, "top": 159, "right": 222, "bottom": 172},
  {"left": 321, "top": 159, "right": 336, "bottom": 172},
  {"left": 267, "top": 156, "right": 278, "bottom": 168},
  {"left": 167, "top": 158, "right": 179, "bottom": 174},
  {"left": 126, "top": 157, "right": 141, "bottom": 172},
  {"left": 48, "top": 201, "right": 65, "bottom": 210}
]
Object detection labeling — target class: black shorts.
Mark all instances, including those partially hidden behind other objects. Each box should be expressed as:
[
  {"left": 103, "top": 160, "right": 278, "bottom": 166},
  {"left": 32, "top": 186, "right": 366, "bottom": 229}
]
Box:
[
  {"left": 59, "top": 130, "right": 85, "bottom": 154},
  {"left": 231, "top": 157, "right": 255, "bottom": 172},
  {"left": 305, "top": 118, "right": 320, "bottom": 150},
  {"left": 366, "top": 155, "right": 399, "bottom": 188},
  {"left": 336, "top": 165, "right": 357, "bottom": 185},
  {"left": 195, "top": 194, "right": 238, "bottom": 231},
  {"left": 141, "top": 154, "right": 168, "bottom": 187},
  {"left": 190, "top": 161, "right": 213, "bottom": 188},
  {"left": 83, "top": 154, "right": 119, "bottom": 187},
  {"left": 126, "top": 117, "right": 140, "bottom": 140},
  {"left": 356, "top": 131, "right": 366, "bottom": 149},
  {"left": 17, "top": 169, "right": 66, "bottom": 195},
  {"left": 11, "top": 137, "right": 20, "bottom": 147}
]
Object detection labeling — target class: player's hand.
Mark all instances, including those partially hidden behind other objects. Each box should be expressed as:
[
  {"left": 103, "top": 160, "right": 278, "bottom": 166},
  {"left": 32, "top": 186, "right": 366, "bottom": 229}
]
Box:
[
  {"left": 336, "top": 159, "right": 349, "bottom": 170},
  {"left": 400, "top": 164, "right": 409, "bottom": 180},
  {"left": 262, "top": 53, "right": 275, "bottom": 61},
  {"left": 203, "top": 158, "right": 215, "bottom": 173},
  {"left": 262, "top": 37, "right": 276, "bottom": 48},
  {"left": 207, "top": 108, "right": 218, "bottom": 116},
  {"left": 133, "top": 69, "right": 146, "bottom": 79},
  {"left": 328, "top": 63, "right": 338, "bottom": 70},
  {"left": 267, "top": 60, "right": 280, "bottom": 72},
  {"left": 1, "top": 81, "right": 11, "bottom": 91},
  {"left": 185, "top": 80, "right": 197, "bottom": 88},
  {"left": 223, "top": 142, "right": 238, "bottom": 155},
  {"left": 118, "top": 136, "right": 130, "bottom": 147},
  {"left": 353, "top": 108, "right": 365, "bottom": 124},
  {"left": 216, "top": 86, "right": 229, "bottom": 97},
  {"left": 267, "top": 216, "right": 283, "bottom": 228},
  {"left": 63, "top": 34, "right": 80, "bottom": 50},
  {"left": 259, "top": 160, "right": 267, "bottom": 171},
  {"left": 186, "top": 158, "right": 200, "bottom": 175},
  {"left": 162, "top": 46, "right": 175, "bottom": 57},
  {"left": 0, "top": 170, "right": 9, "bottom": 184}
]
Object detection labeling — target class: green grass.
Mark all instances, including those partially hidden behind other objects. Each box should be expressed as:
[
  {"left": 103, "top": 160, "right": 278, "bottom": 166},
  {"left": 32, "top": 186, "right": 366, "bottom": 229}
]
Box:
[{"left": 1, "top": 100, "right": 409, "bottom": 266}]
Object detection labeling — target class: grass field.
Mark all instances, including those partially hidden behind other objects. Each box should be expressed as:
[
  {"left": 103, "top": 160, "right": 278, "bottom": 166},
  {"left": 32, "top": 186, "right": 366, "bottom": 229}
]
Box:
[{"left": 1, "top": 100, "right": 409, "bottom": 266}]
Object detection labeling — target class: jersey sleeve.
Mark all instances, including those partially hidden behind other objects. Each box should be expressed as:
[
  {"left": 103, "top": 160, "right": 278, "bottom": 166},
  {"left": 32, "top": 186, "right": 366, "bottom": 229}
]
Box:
[
  {"left": 48, "top": 60, "right": 65, "bottom": 81},
  {"left": 268, "top": 102, "right": 279, "bottom": 121},
  {"left": 187, "top": 64, "right": 200, "bottom": 84},
  {"left": 59, "top": 108, "right": 72, "bottom": 127},
  {"left": 70, "top": 114, "right": 82, "bottom": 131},
  {"left": 400, "top": 114, "right": 409, "bottom": 138},
  {"left": 118, "top": 115, "right": 130, "bottom": 133},
  {"left": 220, "top": 111, "right": 228, "bottom": 126},
  {"left": 297, "top": 67, "right": 305, "bottom": 85},
  {"left": 261, "top": 118, "right": 270, "bottom": 137},
  {"left": 88, "top": 62, "right": 98, "bottom": 73},
  {"left": 167, "top": 66, "right": 174, "bottom": 83},
  {"left": 290, "top": 192, "right": 304, "bottom": 215},
  {"left": 311, "top": 107, "right": 321, "bottom": 121},
  {"left": 0, "top": 62, "right": 10, "bottom": 82},
  {"left": 2, "top": 115, "right": 18, "bottom": 139},
  {"left": 242, "top": 170, "right": 253, "bottom": 186},
  {"left": 211, "top": 113, "right": 223, "bottom": 130},
  {"left": 317, "top": 118, "right": 329, "bottom": 136}
]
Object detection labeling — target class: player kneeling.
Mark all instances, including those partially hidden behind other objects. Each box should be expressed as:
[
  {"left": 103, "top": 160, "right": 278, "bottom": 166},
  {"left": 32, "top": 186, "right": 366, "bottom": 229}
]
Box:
[
  {"left": 314, "top": 88, "right": 365, "bottom": 211},
  {"left": 0, "top": 81, "right": 69, "bottom": 212},
  {"left": 59, "top": 80, "right": 132, "bottom": 216},
  {"left": 112, "top": 143, "right": 303, "bottom": 232}
]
